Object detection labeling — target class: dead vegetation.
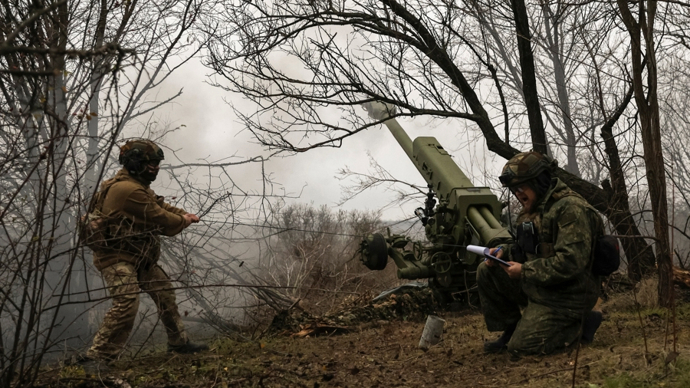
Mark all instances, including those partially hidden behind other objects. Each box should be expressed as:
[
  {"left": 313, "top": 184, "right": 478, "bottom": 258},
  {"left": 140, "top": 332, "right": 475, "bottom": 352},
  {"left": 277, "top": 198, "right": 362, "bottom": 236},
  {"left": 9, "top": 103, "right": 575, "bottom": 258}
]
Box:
[
  {"left": 267, "top": 285, "right": 442, "bottom": 337},
  {"left": 40, "top": 281, "right": 690, "bottom": 388}
]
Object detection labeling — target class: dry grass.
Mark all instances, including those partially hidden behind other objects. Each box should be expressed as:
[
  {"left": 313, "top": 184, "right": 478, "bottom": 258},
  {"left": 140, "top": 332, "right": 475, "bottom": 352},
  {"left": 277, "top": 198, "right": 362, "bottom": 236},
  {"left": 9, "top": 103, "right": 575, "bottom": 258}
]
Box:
[
  {"left": 45, "top": 287, "right": 690, "bottom": 388},
  {"left": 602, "top": 276, "right": 659, "bottom": 312}
]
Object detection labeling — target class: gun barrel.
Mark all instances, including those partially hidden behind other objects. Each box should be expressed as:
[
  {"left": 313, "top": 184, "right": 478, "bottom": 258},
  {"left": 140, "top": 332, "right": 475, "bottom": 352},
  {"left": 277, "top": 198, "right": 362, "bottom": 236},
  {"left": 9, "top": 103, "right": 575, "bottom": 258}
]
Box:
[
  {"left": 362, "top": 101, "right": 474, "bottom": 198},
  {"left": 413, "top": 137, "right": 474, "bottom": 198},
  {"left": 363, "top": 101, "right": 414, "bottom": 158},
  {"left": 381, "top": 116, "right": 414, "bottom": 160}
]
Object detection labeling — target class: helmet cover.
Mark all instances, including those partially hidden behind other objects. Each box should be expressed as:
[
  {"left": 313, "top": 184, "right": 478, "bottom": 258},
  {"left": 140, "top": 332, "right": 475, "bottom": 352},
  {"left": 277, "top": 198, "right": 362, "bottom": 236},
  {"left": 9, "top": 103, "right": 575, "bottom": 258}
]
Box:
[
  {"left": 499, "top": 151, "right": 556, "bottom": 188},
  {"left": 118, "top": 139, "right": 164, "bottom": 182}
]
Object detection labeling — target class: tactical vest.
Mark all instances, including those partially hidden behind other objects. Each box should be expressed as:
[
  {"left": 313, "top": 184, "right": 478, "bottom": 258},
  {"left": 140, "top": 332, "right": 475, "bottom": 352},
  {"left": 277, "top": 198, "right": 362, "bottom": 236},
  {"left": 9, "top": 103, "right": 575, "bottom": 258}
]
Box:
[
  {"left": 515, "top": 187, "right": 604, "bottom": 267},
  {"left": 79, "top": 177, "right": 160, "bottom": 260},
  {"left": 79, "top": 178, "right": 121, "bottom": 251}
]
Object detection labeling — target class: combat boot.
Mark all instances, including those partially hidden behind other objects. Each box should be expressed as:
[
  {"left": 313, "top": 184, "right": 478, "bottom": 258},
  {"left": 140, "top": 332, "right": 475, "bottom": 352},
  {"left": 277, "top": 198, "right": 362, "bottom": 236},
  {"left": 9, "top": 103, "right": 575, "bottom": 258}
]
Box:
[
  {"left": 76, "top": 355, "right": 112, "bottom": 375},
  {"left": 581, "top": 310, "right": 602, "bottom": 344},
  {"left": 168, "top": 341, "right": 209, "bottom": 354},
  {"left": 483, "top": 322, "right": 517, "bottom": 354}
]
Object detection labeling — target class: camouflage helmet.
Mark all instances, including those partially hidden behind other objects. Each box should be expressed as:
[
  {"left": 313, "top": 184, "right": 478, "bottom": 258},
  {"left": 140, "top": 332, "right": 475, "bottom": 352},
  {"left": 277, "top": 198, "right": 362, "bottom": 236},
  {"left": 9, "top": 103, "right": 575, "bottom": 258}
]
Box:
[
  {"left": 118, "top": 139, "right": 164, "bottom": 174},
  {"left": 498, "top": 151, "right": 556, "bottom": 188}
]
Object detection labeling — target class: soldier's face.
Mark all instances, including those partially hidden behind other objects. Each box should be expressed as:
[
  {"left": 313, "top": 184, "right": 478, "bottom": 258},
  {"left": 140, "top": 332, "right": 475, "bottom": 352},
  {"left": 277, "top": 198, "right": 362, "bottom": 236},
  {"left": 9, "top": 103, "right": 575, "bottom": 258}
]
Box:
[
  {"left": 512, "top": 184, "right": 537, "bottom": 211},
  {"left": 141, "top": 160, "right": 160, "bottom": 182}
]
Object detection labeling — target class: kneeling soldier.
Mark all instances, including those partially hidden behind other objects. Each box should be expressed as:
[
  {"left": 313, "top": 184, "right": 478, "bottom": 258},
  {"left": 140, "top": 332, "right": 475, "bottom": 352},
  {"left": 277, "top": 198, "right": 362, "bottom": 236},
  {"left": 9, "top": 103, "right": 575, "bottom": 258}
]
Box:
[{"left": 478, "top": 151, "right": 603, "bottom": 357}]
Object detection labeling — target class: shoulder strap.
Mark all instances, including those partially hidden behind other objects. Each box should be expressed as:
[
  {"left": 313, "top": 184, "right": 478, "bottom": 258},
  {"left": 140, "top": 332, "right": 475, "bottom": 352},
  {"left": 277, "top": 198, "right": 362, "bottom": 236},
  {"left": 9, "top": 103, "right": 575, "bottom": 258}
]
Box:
[{"left": 86, "top": 176, "right": 124, "bottom": 214}]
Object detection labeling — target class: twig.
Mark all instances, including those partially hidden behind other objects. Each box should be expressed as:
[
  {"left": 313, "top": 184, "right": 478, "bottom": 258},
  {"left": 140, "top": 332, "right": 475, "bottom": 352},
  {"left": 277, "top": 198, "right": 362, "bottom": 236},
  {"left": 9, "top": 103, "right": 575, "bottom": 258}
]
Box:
[{"left": 197, "top": 193, "right": 232, "bottom": 218}]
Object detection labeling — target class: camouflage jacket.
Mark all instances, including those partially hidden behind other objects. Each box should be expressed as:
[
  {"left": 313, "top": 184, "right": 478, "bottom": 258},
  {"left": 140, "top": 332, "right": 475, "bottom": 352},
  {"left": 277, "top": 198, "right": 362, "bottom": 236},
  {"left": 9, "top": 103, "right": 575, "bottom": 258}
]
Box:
[
  {"left": 501, "top": 178, "right": 602, "bottom": 311},
  {"left": 92, "top": 169, "right": 187, "bottom": 270}
]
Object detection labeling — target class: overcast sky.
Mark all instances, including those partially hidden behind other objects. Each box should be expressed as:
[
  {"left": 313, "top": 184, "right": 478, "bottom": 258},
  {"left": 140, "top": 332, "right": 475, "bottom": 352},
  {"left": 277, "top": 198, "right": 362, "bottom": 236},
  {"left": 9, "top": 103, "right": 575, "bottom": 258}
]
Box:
[{"left": 150, "top": 58, "right": 507, "bottom": 222}]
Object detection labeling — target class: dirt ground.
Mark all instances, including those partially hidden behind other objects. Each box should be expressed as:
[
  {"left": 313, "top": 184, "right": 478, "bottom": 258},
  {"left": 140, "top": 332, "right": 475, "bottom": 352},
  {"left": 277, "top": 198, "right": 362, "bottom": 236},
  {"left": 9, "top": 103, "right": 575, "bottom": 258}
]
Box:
[{"left": 43, "top": 287, "right": 690, "bottom": 388}]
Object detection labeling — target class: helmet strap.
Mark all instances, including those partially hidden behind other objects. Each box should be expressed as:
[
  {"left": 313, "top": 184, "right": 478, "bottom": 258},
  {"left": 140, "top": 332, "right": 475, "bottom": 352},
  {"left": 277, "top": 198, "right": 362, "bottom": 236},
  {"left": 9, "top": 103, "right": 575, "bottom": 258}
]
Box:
[{"left": 530, "top": 171, "right": 554, "bottom": 205}]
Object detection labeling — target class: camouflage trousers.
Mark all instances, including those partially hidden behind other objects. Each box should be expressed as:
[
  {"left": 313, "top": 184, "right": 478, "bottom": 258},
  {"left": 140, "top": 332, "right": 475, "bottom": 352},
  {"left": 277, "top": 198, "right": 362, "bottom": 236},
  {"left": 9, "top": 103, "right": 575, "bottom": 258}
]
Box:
[
  {"left": 87, "top": 262, "right": 188, "bottom": 360},
  {"left": 477, "top": 262, "right": 585, "bottom": 356}
]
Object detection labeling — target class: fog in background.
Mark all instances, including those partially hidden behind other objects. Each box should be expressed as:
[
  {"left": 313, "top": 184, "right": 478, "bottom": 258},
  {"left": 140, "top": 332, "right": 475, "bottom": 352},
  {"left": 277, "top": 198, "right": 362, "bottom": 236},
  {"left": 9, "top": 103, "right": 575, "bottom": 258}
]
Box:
[
  {"left": 80, "top": 56, "right": 500, "bottom": 352},
  {"left": 77, "top": 55, "right": 524, "bottom": 352},
  {"left": 147, "top": 57, "right": 507, "bottom": 223}
]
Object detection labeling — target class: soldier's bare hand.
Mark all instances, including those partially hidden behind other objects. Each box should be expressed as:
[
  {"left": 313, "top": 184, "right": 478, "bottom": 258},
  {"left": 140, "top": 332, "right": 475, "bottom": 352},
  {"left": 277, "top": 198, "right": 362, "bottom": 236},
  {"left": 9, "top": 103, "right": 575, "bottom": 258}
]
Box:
[
  {"left": 485, "top": 247, "right": 503, "bottom": 267},
  {"left": 183, "top": 214, "right": 199, "bottom": 227},
  {"left": 185, "top": 214, "right": 200, "bottom": 223},
  {"left": 503, "top": 262, "right": 522, "bottom": 279}
]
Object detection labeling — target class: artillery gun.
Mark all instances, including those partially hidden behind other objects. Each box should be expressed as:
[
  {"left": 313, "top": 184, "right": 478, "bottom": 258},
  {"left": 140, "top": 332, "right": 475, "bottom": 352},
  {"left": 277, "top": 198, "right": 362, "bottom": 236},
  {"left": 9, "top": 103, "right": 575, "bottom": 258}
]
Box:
[{"left": 359, "top": 102, "right": 512, "bottom": 303}]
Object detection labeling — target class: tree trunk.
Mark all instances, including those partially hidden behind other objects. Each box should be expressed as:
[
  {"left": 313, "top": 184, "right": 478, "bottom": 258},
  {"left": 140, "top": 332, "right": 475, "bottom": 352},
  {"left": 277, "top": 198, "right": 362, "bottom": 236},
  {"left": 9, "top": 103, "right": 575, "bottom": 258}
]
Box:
[
  {"left": 616, "top": 0, "right": 673, "bottom": 306},
  {"left": 541, "top": 4, "right": 580, "bottom": 176},
  {"left": 510, "top": 0, "right": 547, "bottom": 155},
  {"left": 599, "top": 89, "right": 656, "bottom": 280}
]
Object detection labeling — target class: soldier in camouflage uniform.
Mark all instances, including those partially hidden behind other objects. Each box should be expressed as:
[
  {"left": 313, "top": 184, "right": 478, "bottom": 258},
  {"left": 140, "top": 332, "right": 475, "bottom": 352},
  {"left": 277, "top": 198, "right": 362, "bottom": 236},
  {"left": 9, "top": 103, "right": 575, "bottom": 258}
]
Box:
[
  {"left": 477, "top": 151, "right": 603, "bottom": 357},
  {"left": 83, "top": 140, "right": 208, "bottom": 364}
]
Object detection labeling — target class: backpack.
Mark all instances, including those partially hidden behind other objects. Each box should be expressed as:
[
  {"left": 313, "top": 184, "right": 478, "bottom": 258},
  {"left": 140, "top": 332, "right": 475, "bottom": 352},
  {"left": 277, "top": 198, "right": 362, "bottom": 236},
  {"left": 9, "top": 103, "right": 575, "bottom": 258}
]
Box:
[
  {"left": 78, "top": 182, "right": 115, "bottom": 251},
  {"left": 547, "top": 187, "right": 620, "bottom": 277},
  {"left": 591, "top": 235, "right": 620, "bottom": 276}
]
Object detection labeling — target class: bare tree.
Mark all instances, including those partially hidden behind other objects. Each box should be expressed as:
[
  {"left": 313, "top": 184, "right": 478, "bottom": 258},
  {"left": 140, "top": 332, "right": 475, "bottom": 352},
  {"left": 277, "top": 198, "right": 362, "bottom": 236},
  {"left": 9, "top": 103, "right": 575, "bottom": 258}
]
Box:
[
  {"left": 202, "top": 0, "right": 672, "bottom": 283},
  {"left": 0, "top": 0, "right": 212, "bottom": 385},
  {"left": 662, "top": 45, "right": 690, "bottom": 271},
  {"left": 615, "top": 0, "right": 673, "bottom": 306}
]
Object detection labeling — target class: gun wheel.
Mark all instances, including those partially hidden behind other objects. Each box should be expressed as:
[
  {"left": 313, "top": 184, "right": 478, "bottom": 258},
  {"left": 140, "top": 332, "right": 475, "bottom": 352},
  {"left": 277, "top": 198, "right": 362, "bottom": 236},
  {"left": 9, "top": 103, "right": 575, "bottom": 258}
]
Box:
[{"left": 360, "top": 233, "right": 388, "bottom": 270}]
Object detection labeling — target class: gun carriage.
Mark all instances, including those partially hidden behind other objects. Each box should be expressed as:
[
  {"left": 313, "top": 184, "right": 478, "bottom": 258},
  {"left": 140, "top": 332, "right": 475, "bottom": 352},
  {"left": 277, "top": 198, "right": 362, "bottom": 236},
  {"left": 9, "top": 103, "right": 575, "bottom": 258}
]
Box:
[{"left": 359, "top": 102, "right": 512, "bottom": 303}]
